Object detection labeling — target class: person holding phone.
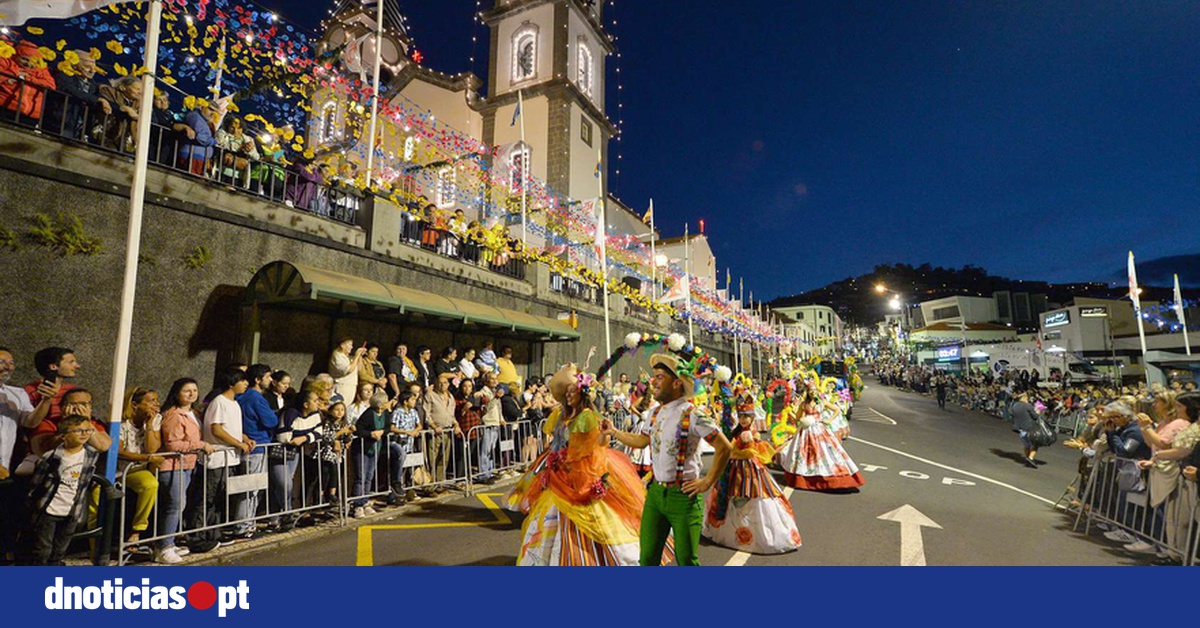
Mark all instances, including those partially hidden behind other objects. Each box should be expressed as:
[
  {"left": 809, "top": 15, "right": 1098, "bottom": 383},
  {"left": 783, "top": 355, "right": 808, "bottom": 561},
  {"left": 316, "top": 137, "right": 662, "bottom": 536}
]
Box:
[
  {"left": 329, "top": 338, "right": 367, "bottom": 403},
  {"left": 23, "top": 347, "right": 81, "bottom": 426}
]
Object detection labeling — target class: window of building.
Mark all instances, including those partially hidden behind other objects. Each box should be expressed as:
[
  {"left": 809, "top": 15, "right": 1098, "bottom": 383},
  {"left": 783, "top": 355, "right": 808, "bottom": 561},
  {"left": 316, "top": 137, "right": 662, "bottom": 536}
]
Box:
[
  {"left": 320, "top": 101, "right": 338, "bottom": 143},
  {"left": 577, "top": 38, "right": 594, "bottom": 97},
  {"left": 509, "top": 142, "right": 530, "bottom": 193},
  {"left": 932, "top": 305, "right": 961, "bottom": 321},
  {"left": 580, "top": 116, "right": 593, "bottom": 146},
  {"left": 436, "top": 167, "right": 456, "bottom": 208},
  {"left": 512, "top": 24, "right": 538, "bottom": 84}
]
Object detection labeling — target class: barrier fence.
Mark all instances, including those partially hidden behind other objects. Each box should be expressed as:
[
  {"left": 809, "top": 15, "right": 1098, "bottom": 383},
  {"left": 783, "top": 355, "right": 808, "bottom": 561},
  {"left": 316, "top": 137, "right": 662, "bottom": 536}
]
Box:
[{"left": 1068, "top": 452, "right": 1200, "bottom": 565}]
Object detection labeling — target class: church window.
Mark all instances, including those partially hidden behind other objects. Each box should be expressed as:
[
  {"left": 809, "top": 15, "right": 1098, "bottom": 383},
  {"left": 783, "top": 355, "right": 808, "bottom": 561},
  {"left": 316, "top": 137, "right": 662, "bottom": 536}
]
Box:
[
  {"left": 577, "top": 39, "right": 594, "bottom": 98},
  {"left": 512, "top": 24, "right": 538, "bottom": 83},
  {"left": 320, "top": 101, "right": 338, "bottom": 142}
]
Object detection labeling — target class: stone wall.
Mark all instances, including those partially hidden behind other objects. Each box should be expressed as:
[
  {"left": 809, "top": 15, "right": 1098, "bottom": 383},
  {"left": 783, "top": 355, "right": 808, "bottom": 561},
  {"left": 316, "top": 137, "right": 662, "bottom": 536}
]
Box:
[{"left": 0, "top": 125, "right": 747, "bottom": 418}]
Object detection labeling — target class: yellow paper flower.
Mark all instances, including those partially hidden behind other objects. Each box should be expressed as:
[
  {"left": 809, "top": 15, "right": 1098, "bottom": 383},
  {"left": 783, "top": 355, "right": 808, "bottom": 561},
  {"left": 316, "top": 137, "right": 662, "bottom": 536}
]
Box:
[
  {"left": 0, "top": 41, "right": 14, "bottom": 60},
  {"left": 106, "top": 40, "right": 124, "bottom": 55},
  {"left": 26, "top": 26, "right": 44, "bottom": 35},
  {"left": 38, "top": 47, "right": 55, "bottom": 61},
  {"left": 114, "top": 62, "right": 128, "bottom": 76},
  {"left": 56, "top": 40, "right": 66, "bottom": 51},
  {"left": 89, "top": 47, "right": 101, "bottom": 60}
]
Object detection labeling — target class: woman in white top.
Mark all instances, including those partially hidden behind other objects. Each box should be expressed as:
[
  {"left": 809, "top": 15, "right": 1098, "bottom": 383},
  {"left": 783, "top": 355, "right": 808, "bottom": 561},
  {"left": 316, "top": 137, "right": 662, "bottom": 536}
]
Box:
[
  {"left": 346, "top": 382, "right": 375, "bottom": 426},
  {"left": 459, "top": 348, "right": 480, "bottom": 383},
  {"left": 329, "top": 338, "right": 366, "bottom": 403}
]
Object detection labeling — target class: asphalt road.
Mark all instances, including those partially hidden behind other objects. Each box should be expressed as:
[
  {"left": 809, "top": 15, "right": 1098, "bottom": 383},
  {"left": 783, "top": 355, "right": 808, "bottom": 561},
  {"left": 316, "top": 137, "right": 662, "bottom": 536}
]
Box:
[{"left": 223, "top": 382, "right": 1140, "bottom": 566}]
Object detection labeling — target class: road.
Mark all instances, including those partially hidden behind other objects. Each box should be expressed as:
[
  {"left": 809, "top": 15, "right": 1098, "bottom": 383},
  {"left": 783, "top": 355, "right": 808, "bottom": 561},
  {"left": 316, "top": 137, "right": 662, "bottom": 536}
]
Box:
[{"left": 221, "top": 383, "right": 1137, "bottom": 566}]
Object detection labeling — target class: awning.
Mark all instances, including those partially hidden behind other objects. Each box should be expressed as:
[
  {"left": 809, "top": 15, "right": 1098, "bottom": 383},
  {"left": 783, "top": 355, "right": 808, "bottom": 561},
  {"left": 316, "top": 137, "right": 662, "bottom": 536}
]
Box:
[{"left": 246, "top": 260, "right": 579, "bottom": 342}]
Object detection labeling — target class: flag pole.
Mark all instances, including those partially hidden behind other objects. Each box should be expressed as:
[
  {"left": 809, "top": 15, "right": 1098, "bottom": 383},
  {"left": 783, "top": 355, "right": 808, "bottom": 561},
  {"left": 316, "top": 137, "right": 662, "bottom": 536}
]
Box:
[
  {"left": 518, "top": 90, "right": 527, "bottom": 246},
  {"left": 597, "top": 148, "right": 610, "bottom": 356},
  {"left": 685, "top": 222, "right": 693, "bottom": 347},
  {"left": 107, "top": 0, "right": 163, "bottom": 481},
  {"left": 363, "top": 0, "right": 385, "bottom": 189},
  {"left": 648, "top": 198, "right": 656, "bottom": 301},
  {"left": 1129, "top": 251, "right": 1150, "bottom": 385},
  {"left": 1177, "top": 274, "right": 1192, "bottom": 356}
]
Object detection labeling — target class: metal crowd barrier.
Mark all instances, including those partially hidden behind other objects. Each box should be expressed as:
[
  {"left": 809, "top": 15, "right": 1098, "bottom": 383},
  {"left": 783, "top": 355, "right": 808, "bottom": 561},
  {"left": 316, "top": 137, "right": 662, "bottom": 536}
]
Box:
[
  {"left": 111, "top": 441, "right": 337, "bottom": 565},
  {"left": 463, "top": 420, "right": 545, "bottom": 486},
  {"left": 1071, "top": 452, "right": 1200, "bottom": 564}
]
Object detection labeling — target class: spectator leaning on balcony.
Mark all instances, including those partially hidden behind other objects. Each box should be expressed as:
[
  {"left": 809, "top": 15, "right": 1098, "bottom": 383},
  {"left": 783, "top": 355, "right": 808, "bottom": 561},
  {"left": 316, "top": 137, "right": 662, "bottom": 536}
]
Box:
[
  {"left": 178, "top": 101, "right": 218, "bottom": 176},
  {"left": 215, "top": 116, "right": 258, "bottom": 186},
  {"left": 98, "top": 75, "right": 141, "bottom": 152},
  {"left": 46, "top": 50, "right": 110, "bottom": 140},
  {"left": 0, "top": 41, "right": 55, "bottom": 123},
  {"left": 149, "top": 89, "right": 190, "bottom": 165}
]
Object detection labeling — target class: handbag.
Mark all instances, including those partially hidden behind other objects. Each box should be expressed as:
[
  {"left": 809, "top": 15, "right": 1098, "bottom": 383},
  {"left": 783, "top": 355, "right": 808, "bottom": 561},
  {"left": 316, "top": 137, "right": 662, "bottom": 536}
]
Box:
[
  {"left": 1115, "top": 458, "right": 1146, "bottom": 493},
  {"left": 1027, "top": 418, "right": 1056, "bottom": 448},
  {"left": 411, "top": 465, "right": 433, "bottom": 486}
]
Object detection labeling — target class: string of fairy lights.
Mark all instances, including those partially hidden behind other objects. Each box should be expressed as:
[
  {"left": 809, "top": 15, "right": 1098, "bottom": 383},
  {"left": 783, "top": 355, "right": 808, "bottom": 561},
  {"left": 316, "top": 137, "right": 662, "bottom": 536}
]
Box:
[{"left": 0, "top": 0, "right": 797, "bottom": 346}]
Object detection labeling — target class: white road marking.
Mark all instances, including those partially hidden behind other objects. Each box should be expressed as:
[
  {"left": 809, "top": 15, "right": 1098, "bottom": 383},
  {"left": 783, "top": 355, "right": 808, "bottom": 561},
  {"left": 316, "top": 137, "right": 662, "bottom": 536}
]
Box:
[
  {"left": 877, "top": 504, "right": 942, "bottom": 566},
  {"left": 847, "top": 436, "right": 1056, "bottom": 506},
  {"left": 859, "top": 408, "right": 897, "bottom": 425},
  {"left": 723, "top": 487, "right": 794, "bottom": 567}
]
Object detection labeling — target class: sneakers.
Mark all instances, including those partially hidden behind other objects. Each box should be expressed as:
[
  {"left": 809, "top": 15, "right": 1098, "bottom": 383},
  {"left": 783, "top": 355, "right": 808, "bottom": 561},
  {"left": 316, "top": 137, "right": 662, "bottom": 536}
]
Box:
[
  {"left": 1123, "top": 540, "right": 1157, "bottom": 554},
  {"left": 1023, "top": 458, "right": 1038, "bottom": 469},
  {"left": 188, "top": 539, "right": 223, "bottom": 554},
  {"left": 174, "top": 546, "right": 191, "bottom": 557},
  {"left": 1104, "top": 529, "right": 1139, "bottom": 544},
  {"left": 353, "top": 506, "right": 366, "bottom": 518},
  {"left": 154, "top": 547, "right": 183, "bottom": 565},
  {"left": 405, "top": 489, "right": 417, "bottom": 501},
  {"left": 362, "top": 505, "right": 378, "bottom": 516}
]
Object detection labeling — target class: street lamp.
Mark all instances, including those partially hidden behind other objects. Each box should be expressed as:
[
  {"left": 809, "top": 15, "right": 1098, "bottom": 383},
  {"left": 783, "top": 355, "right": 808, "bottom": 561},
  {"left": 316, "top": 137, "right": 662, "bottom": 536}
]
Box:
[{"left": 876, "top": 284, "right": 911, "bottom": 364}]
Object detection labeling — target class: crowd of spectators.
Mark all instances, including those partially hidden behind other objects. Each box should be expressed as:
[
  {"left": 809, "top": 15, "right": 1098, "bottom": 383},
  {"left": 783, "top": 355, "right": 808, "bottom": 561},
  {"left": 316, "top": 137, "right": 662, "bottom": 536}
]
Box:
[
  {"left": 0, "top": 337, "right": 621, "bottom": 565},
  {"left": 872, "top": 353, "right": 1200, "bottom": 564}
]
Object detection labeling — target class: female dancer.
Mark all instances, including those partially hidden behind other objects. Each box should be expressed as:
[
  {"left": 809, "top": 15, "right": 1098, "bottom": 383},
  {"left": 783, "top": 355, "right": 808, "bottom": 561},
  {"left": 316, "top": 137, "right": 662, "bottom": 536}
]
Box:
[
  {"left": 703, "top": 393, "right": 801, "bottom": 553},
  {"left": 776, "top": 386, "right": 865, "bottom": 490},
  {"left": 507, "top": 363, "right": 671, "bottom": 565}
]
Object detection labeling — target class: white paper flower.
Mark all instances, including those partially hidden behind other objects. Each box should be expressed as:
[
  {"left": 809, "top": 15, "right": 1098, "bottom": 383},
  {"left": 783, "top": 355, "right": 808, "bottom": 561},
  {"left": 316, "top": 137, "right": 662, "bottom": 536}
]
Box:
[
  {"left": 624, "top": 332, "right": 642, "bottom": 349},
  {"left": 714, "top": 365, "right": 732, "bottom": 382},
  {"left": 667, "top": 333, "right": 686, "bottom": 352}
]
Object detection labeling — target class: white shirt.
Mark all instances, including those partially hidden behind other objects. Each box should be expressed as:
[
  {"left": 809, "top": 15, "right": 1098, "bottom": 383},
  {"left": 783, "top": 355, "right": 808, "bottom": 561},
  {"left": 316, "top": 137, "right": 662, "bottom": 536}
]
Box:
[
  {"left": 46, "top": 446, "right": 88, "bottom": 517},
  {"left": 637, "top": 397, "right": 717, "bottom": 483},
  {"left": 459, "top": 358, "right": 478, "bottom": 381},
  {"left": 120, "top": 414, "right": 161, "bottom": 456},
  {"left": 203, "top": 395, "right": 243, "bottom": 468},
  {"left": 0, "top": 384, "right": 34, "bottom": 469},
  {"left": 347, "top": 401, "right": 370, "bottom": 425},
  {"left": 329, "top": 351, "right": 358, "bottom": 402}
]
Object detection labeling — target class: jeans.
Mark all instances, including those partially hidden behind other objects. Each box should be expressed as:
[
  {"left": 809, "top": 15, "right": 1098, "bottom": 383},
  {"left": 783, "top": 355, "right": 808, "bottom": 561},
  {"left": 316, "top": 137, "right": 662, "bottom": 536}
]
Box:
[
  {"left": 29, "top": 513, "right": 77, "bottom": 566},
  {"left": 156, "top": 469, "right": 192, "bottom": 549},
  {"left": 268, "top": 454, "right": 300, "bottom": 519},
  {"left": 387, "top": 440, "right": 409, "bottom": 489},
  {"left": 478, "top": 427, "right": 499, "bottom": 481},
  {"left": 235, "top": 451, "right": 267, "bottom": 532},
  {"left": 351, "top": 450, "right": 378, "bottom": 508},
  {"left": 185, "top": 465, "right": 229, "bottom": 544}
]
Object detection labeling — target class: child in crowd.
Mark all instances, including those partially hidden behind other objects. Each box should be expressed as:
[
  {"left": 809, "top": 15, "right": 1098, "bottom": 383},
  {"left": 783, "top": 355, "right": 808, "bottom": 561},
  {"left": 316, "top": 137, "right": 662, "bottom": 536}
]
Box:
[{"left": 26, "top": 413, "right": 101, "bottom": 565}]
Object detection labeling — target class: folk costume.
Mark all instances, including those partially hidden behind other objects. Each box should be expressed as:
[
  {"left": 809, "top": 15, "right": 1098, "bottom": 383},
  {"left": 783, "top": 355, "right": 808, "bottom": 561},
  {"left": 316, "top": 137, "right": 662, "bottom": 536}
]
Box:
[
  {"left": 703, "top": 393, "right": 801, "bottom": 554},
  {"left": 506, "top": 365, "right": 672, "bottom": 566},
  {"left": 777, "top": 389, "right": 865, "bottom": 491}
]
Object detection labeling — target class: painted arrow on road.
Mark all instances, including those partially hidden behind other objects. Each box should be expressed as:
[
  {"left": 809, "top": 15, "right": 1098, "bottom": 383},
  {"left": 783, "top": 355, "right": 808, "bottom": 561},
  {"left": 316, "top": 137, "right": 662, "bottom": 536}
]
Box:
[{"left": 876, "top": 505, "right": 942, "bottom": 566}]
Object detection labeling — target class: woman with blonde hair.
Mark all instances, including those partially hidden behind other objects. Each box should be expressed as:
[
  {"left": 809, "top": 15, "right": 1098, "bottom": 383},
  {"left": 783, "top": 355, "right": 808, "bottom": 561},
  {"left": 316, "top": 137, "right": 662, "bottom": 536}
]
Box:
[{"left": 113, "top": 386, "right": 165, "bottom": 549}]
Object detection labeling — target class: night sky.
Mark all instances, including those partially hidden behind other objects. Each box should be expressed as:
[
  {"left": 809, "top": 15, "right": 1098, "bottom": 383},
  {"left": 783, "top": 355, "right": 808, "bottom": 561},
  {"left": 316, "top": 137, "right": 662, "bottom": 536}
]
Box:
[{"left": 260, "top": 0, "right": 1200, "bottom": 299}]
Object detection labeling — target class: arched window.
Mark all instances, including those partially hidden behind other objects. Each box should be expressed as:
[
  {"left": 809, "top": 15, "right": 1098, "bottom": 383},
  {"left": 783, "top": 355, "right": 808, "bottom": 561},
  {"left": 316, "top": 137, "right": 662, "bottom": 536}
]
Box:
[
  {"left": 512, "top": 24, "right": 538, "bottom": 83},
  {"left": 320, "top": 101, "right": 338, "bottom": 142},
  {"left": 576, "top": 39, "right": 594, "bottom": 97},
  {"left": 509, "top": 142, "right": 530, "bottom": 192},
  {"left": 437, "top": 167, "right": 457, "bottom": 208}
]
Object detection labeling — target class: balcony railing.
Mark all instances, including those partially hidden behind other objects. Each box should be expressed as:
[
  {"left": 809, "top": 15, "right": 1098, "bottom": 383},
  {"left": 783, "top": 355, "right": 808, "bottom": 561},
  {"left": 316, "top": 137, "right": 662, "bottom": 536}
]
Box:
[{"left": 398, "top": 213, "right": 527, "bottom": 280}]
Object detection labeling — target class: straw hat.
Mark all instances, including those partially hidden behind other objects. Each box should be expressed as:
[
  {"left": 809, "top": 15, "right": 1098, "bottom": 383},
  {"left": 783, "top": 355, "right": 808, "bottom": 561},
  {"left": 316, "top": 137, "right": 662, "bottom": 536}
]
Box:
[
  {"left": 649, "top": 353, "right": 695, "bottom": 398},
  {"left": 548, "top": 363, "right": 579, "bottom": 405}
]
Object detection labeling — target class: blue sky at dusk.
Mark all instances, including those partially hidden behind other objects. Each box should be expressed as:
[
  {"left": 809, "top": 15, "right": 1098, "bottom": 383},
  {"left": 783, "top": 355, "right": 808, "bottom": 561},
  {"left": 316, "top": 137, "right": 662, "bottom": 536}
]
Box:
[{"left": 262, "top": 0, "right": 1200, "bottom": 299}]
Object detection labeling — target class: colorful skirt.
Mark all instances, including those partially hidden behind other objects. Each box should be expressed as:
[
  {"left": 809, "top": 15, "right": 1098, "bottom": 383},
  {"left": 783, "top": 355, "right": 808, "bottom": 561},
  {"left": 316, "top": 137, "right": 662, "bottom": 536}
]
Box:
[
  {"left": 703, "top": 459, "right": 801, "bottom": 554},
  {"left": 777, "top": 421, "right": 865, "bottom": 491}
]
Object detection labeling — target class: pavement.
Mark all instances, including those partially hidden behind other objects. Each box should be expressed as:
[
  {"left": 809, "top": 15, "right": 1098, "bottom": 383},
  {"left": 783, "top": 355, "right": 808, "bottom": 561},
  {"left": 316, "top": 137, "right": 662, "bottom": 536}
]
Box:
[{"left": 198, "top": 383, "right": 1154, "bottom": 566}]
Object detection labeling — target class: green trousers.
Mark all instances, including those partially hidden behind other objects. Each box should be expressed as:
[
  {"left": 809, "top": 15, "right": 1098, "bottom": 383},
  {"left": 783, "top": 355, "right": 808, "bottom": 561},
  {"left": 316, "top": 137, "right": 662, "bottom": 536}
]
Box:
[{"left": 639, "top": 482, "right": 703, "bottom": 566}]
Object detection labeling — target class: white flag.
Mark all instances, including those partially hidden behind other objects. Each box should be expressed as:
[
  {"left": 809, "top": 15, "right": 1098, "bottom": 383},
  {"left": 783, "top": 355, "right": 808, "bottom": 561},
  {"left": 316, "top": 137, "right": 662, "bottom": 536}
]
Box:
[
  {"left": 1127, "top": 251, "right": 1141, "bottom": 313},
  {"left": 1175, "top": 274, "right": 1188, "bottom": 327},
  {"left": 0, "top": 0, "right": 130, "bottom": 25}
]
